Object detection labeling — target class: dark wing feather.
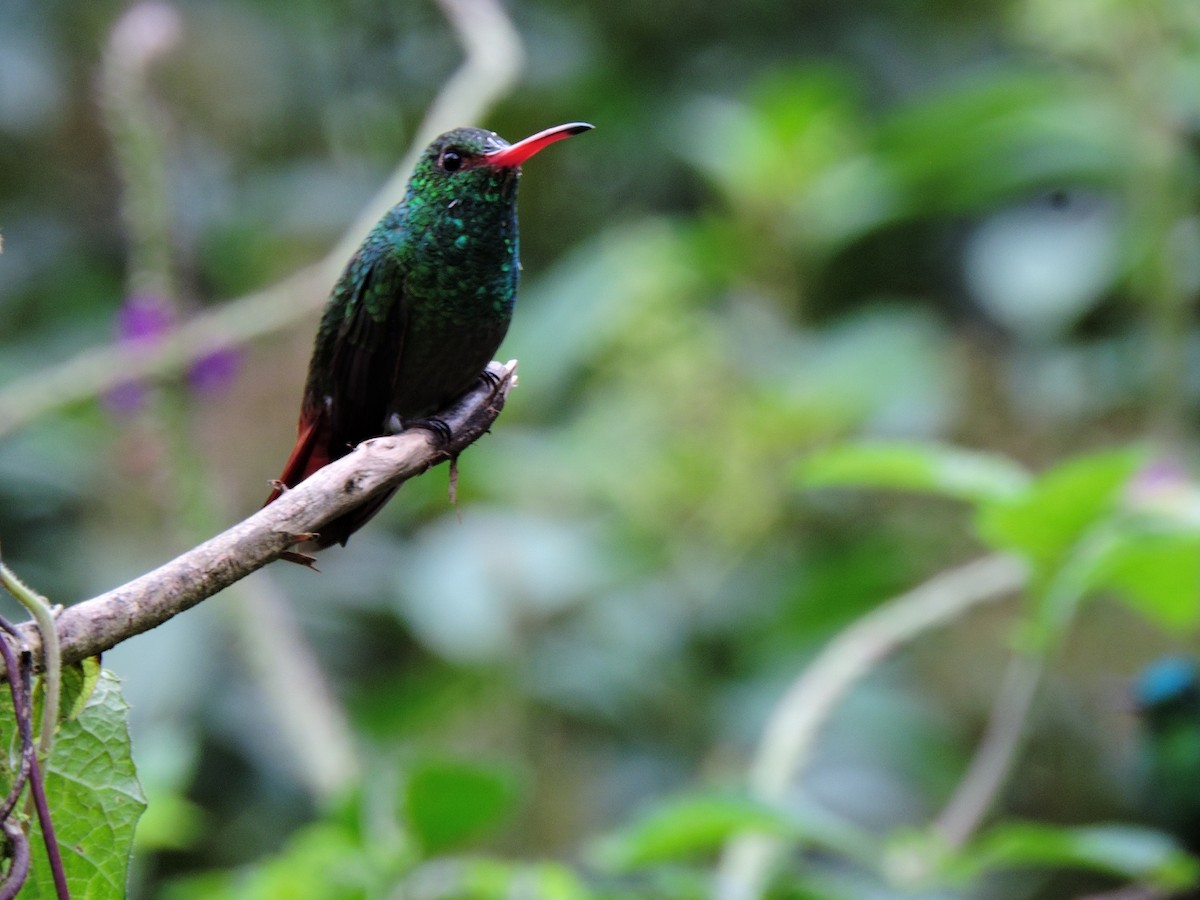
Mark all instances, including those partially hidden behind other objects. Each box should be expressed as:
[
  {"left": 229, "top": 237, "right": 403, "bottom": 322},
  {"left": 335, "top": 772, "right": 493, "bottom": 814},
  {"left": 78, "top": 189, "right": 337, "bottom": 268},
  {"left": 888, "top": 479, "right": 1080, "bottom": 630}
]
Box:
[
  {"left": 266, "top": 246, "right": 409, "bottom": 503},
  {"left": 323, "top": 253, "right": 410, "bottom": 456}
]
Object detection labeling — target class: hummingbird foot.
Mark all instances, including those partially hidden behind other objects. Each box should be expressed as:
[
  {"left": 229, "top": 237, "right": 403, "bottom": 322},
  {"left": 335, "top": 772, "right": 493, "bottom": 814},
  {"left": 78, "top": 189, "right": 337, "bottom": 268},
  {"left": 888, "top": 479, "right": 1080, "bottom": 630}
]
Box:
[
  {"left": 278, "top": 532, "right": 321, "bottom": 569},
  {"left": 278, "top": 550, "right": 320, "bottom": 570},
  {"left": 385, "top": 413, "right": 453, "bottom": 446},
  {"left": 448, "top": 454, "right": 461, "bottom": 506}
]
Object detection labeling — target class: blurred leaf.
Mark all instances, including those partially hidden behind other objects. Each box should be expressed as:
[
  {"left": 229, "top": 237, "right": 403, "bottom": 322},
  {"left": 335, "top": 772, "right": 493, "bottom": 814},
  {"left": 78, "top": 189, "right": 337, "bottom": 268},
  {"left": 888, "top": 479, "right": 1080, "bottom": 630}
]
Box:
[
  {"left": 592, "top": 793, "right": 796, "bottom": 872},
  {"left": 879, "top": 71, "right": 1129, "bottom": 213},
  {"left": 407, "top": 858, "right": 595, "bottom": 900},
  {"left": 956, "top": 822, "right": 1199, "bottom": 890},
  {"left": 403, "top": 757, "right": 521, "bottom": 855},
  {"left": 681, "top": 68, "right": 865, "bottom": 202},
  {"left": 132, "top": 786, "right": 204, "bottom": 852},
  {"left": 678, "top": 68, "right": 898, "bottom": 255},
  {"left": 977, "top": 448, "right": 1145, "bottom": 566},
  {"left": 799, "top": 441, "right": 1031, "bottom": 505},
  {"left": 58, "top": 656, "right": 101, "bottom": 722},
  {"left": 1091, "top": 527, "right": 1200, "bottom": 632},
  {"left": 158, "top": 820, "right": 387, "bottom": 900},
  {"left": 23, "top": 669, "right": 146, "bottom": 899},
  {"left": 506, "top": 221, "right": 703, "bottom": 411}
]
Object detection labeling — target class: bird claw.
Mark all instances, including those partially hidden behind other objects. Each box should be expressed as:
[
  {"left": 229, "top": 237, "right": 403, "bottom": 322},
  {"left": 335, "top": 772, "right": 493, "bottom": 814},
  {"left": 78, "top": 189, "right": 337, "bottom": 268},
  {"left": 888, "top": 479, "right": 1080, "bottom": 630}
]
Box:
[
  {"left": 391, "top": 415, "right": 453, "bottom": 446},
  {"left": 278, "top": 550, "right": 320, "bottom": 570},
  {"left": 278, "top": 532, "right": 321, "bottom": 569}
]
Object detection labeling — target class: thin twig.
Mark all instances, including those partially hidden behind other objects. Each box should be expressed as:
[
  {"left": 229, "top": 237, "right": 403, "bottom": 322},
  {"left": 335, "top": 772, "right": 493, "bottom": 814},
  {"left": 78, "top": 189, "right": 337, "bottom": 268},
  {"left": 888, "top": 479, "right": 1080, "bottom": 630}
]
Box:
[
  {"left": 14, "top": 639, "right": 68, "bottom": 900},
  {"left": 926, "top": 524, "right": 1118, "bottom": 857},
  {"left": 0, "top": 630, "right": 31, "bottom": 823},
  {"left": 0, "top": 564, "right": 60, "bottom": 761},
  {"left": 28, "top": 753, "right": 69, "bottom": 900},
  {"left": 715, "top": 554, "right": 1028, "bottom": 900},
  {"left": 0, "top": 0, "right": 525, "bottom": 441},
  {"left": 0, "top": 633, "right": 32, "bottom": 900},
  {"left": 0, "top": 820, "right": 30, "bottom": 900},
  {"left": 12, "top": 361, "right": 517, "bottom": 671},
  {"left": 932, "top": 651, "right": 1043, "bottom": 848},
  {"left": 0, "top": 624, "right": 66, "bottom": 899}
]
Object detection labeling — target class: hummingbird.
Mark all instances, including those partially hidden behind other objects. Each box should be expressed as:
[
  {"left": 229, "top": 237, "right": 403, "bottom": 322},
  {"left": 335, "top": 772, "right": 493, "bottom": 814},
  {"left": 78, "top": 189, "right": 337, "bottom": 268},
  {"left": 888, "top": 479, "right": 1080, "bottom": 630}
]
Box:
[
  {"left": 265, "top": 122, "right": 592, "bottom": 560},
  {"left": 1134, "top": 657, "right": 1200, "bottom": 858}
]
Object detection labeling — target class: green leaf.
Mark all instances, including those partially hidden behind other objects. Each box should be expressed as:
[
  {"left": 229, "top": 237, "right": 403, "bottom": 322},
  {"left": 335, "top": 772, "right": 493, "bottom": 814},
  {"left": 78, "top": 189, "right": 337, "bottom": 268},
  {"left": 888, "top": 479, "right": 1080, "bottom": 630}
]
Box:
[
  {"left": 976, "top": 448, "right": 1145, "bottom": 566},
  {"left": 592, "top": 793, "right": 796, "bottom": 872},
  {"left": 403, "top": 757, "right": 520, "bottom": 855},
  {"left": 58, "top": 656, "right": 102, "bottom": 722},
  {"left": 1092, "top": 527, "right": 1200, "bottom": 632},
  {"left": 799, "top": 441, "right": 1030, "bottom": 505},
  {"left": 958, "top": 822, "right": 1199, "bottom": 890},
  {"left": 24, "top": 668, "right": 146, "bottom": 899}
]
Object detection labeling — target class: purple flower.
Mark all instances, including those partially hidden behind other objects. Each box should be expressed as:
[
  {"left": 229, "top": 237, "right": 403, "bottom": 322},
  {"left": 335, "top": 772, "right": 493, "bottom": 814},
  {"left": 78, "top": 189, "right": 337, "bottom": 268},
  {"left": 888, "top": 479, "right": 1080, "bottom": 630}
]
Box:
[
  {"left": 1123, "top": 456, "right": 1200, "bottom": 527},
  {"left": 103, "top": 381, "right": 149, "bottom": 417},
  {"left": 115, "top": 293, "right": 174, "bottom": 344},
  {"left": 188, "top": 346, "right": 242, "bottom": 396},
  {"left": 105, "top": 293, "right": 174, "bottom": 416},
  {"left": 1127, "top": 458, "right": 1188, "bottom": 504}
]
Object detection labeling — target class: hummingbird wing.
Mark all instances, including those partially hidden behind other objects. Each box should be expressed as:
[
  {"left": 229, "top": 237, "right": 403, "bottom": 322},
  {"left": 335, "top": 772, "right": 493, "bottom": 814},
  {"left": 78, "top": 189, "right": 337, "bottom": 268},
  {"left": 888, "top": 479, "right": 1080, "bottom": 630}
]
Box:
[
  {"left": 325, "top": 255, "right": 410, "bottom": 449},
  {"left": 266, "top": 249, "right": 410, "bottom": 504}
]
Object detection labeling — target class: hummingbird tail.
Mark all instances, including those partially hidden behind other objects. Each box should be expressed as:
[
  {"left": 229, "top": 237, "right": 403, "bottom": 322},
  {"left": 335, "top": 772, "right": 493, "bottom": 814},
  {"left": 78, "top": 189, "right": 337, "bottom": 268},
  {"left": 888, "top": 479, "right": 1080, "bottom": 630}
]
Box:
[{"left": 264, "top": 408, "right": 332, "bottom": 506}]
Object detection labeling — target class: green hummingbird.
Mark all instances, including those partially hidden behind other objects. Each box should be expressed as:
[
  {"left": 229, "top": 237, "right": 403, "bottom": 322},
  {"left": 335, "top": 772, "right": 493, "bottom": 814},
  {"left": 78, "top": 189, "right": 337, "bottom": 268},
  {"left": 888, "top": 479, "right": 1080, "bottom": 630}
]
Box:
[
  {"left": 266, "top": 122, "right": 592, "bottom": 558},
  {"left": 1135, "top": 656, "right": 1200, "bottom": 856}
]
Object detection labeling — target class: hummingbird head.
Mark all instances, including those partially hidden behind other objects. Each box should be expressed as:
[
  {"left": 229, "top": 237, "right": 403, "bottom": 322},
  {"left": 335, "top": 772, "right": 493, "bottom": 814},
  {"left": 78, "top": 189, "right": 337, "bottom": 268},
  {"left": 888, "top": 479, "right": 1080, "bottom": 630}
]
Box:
[
  {"left": 407, "top": 122, "right": 593, "bottom": 207},
  {"left": 397, "top": 122, "right": 592, "bottom": 303}
]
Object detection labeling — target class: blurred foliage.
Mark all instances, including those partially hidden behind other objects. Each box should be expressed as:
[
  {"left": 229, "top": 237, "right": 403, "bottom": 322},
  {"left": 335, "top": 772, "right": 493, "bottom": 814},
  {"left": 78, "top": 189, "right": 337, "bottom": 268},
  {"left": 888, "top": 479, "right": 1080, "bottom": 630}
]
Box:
[{"left": 6, "top": 0, "right": 1200, "bottom": 897}]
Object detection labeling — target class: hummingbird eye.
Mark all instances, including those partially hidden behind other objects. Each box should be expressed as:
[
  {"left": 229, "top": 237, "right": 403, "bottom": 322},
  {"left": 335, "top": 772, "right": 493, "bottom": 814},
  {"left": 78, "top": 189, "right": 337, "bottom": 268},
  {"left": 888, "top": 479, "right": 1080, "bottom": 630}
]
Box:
[{"left": 439, "top": 148, "right": 464, "bottom": 172}]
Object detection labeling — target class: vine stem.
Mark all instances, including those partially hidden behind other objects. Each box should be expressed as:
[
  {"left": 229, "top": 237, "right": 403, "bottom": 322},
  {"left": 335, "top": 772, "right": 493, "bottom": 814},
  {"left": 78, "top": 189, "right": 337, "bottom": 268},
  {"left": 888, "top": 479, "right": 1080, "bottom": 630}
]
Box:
[
  {"left": 27, "top": 754, "right": 68, "bottom": 900},
  {"left": 715, "top": 554, "right": 1028, "bottom": 900},
  {"left": 931, "top": 650, "right": 1043, "bottom": 848},
  {"left": 0, "top": 564, "right": 60, "bottom": 761},
  {"left": 0, "top": 617, "right": 67, "bottom": 899}
]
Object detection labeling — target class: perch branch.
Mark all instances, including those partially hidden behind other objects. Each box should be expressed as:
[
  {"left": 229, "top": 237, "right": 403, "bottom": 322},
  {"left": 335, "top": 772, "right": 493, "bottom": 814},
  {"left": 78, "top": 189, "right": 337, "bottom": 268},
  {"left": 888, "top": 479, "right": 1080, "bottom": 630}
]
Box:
[{"left": 13, "top": 361, "right": 517, "bottom": 669}]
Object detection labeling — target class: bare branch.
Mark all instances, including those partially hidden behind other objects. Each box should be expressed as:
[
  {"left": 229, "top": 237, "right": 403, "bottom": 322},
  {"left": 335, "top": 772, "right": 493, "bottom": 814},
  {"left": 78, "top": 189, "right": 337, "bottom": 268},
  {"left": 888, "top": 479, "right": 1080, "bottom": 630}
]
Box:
[
  {"left": 15, "top": 361, "right": 518, "bottom": 668},
  {"left": 932, "top": 650, "right": 1043, "bottom": 848},
  {"left": 715, "top": 554, "right": 1028, "bottom": 900}
]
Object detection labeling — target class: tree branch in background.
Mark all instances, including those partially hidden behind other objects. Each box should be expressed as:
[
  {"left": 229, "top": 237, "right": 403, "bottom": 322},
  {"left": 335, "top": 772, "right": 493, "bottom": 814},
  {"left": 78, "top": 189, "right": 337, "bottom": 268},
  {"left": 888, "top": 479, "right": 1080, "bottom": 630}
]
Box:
[
  {"left": 715, "top": 554, "right": 1029, "bottom": 900},
  {"left": 12, "top": 361, "right": 517, "bottom": 669},
  {"left": 932, "top": 650, "right": 1043, "bottom": 848},
  {"left": 0, "top": 0, "right": 524, "bottom": 441}
]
